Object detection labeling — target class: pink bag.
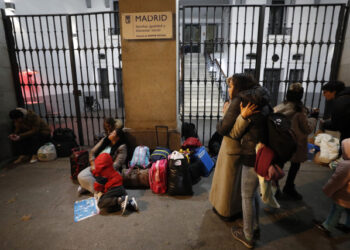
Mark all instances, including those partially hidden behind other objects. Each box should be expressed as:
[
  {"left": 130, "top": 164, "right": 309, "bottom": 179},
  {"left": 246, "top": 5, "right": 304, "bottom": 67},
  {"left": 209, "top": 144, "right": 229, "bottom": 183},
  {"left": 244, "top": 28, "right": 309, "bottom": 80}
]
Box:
[
  {"left": 266, "top": 164, "right": 285, "bottom": 181},
  {"left": 149, "top": 159, "right": 168, "bottom": 194}
]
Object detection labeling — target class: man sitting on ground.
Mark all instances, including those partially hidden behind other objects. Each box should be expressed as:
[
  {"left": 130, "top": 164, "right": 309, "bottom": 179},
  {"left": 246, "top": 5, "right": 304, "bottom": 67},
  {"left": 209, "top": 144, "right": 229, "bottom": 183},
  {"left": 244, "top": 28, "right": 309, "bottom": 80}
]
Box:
[{"left": 8, "top": 108, "right": 51, "bottom": 164}]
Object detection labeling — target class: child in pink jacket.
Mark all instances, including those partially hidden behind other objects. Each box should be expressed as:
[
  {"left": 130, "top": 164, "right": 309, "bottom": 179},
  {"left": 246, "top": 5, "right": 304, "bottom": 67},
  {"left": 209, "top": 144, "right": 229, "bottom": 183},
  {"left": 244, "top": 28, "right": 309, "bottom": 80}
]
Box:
[{"left": 314, "top": 138, "right": 350, "bottom": 236}]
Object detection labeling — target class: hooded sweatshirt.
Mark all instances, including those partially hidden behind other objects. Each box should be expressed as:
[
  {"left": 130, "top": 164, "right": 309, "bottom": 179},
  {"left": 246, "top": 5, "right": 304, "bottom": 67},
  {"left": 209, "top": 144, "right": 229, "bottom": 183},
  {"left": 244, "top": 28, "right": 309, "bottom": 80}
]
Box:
[
  {"left": 92, "top": 153, "right": 123, "bottom": 193},
  {"left": 323, "top": 138, "right": 350, "bottom": 208}
]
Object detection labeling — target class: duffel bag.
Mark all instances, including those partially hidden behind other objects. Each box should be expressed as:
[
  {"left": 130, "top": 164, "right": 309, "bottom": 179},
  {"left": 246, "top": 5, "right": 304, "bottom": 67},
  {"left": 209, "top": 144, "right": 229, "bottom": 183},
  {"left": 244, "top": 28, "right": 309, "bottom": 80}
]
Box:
[{"left": 122, "top": 168, "right": 150, "bottom": 189}]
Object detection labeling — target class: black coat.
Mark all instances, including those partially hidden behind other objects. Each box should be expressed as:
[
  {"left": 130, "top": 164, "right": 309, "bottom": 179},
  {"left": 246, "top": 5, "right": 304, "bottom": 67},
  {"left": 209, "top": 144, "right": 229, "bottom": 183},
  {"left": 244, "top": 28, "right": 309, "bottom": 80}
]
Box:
[
  {"left": 238, "top": 86, "right": 271, "bottom": 166},
  {"left": 324, "top": 87, "right": 350, "bottom": 141}
]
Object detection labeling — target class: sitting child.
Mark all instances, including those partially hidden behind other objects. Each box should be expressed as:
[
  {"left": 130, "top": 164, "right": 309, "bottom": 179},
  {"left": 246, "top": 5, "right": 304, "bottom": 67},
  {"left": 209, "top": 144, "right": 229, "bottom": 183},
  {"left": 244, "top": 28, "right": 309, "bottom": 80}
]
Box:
[
  {"left": 314, "top": 138, "right": 350, "bottom": 236},
  {"left": 93, "top": 153, "right": 138, "bottom": 215}
]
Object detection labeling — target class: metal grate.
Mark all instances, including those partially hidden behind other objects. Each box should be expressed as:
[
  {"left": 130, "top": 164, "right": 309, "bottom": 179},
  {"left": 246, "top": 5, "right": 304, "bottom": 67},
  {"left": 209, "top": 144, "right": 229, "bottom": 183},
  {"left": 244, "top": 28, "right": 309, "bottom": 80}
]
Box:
[
  {"left": 179, "top": 3, "right": 349, "bottom": 145},
  {"left": 3, "top": 11, "right": 124, "bottom": 146}
]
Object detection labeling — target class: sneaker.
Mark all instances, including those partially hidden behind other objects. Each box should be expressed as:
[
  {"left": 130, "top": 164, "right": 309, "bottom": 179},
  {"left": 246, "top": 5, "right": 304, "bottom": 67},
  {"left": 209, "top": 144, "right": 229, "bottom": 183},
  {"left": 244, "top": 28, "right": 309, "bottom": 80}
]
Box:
[
  {"left": 313, "top": 219, "right": 331, "bottom": 237},
  {"left": 77, "top": 186, "right": 89, "bottom": 195},
  {"left": 283, "top": 186, "right": 303, "bottom": 200},
  {"left": 127, "top": 197, "right": 139, "bottom": 211},
  {"left": 234, "top": 219, "right": 260, "bottom": 240},
  {"left": 29, "top": 155, "right": 38, "bottom": 164},
  {"left": 231, "top": 227, "right": 254, "bottom": 248},
  {"left": 120, "top": 195, "right": 129, "bottom": 216},
  {"left": 13, "top": 155, "right": 28, "bottom": 164}
]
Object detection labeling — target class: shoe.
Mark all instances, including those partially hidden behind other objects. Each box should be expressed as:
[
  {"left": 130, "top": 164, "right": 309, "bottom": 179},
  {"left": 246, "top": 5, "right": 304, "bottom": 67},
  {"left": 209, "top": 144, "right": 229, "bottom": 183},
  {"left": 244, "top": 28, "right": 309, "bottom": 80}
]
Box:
[
  {"left": 275, "top": 188, "right": 283, "bottom": 200},
  {"left": 283, "top": 186, "right": 303, "bottom": 200},
  {"left": 234, "top": 219, "right": 260, "bottom": 240},
  {"left": 231, "top": 227, "right": 254, "bottom": 248},
  {"left": 313, "top": 219, "right": 331, "bottom": 237},
  {"left": 127, "top": 197, "right": 139, "bottom": 211},
  {"left": 335, "top": 223, "right": 350, "bottom": 233},
  {"left": 77, "top": 186, "right": 89, "bottom": 195},
  {"left": 29, "top": 155, "right": 38, "bottom": 164},
  {"left": 120, "top": 195, "right": 129, "bottom": 216},
  {"left": 13, "top": 155, "right": 28, "bottom": 164}
]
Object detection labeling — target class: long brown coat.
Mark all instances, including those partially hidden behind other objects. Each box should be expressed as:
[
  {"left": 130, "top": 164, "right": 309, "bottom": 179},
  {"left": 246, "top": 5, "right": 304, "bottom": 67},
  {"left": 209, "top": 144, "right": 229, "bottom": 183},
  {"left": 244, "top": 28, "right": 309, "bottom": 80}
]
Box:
[
  {"left": 209, "top": 115, "right": 250, "bottom": 217},
  {"left": 274, "top": 102, "right": 317, "bottom": 163}
]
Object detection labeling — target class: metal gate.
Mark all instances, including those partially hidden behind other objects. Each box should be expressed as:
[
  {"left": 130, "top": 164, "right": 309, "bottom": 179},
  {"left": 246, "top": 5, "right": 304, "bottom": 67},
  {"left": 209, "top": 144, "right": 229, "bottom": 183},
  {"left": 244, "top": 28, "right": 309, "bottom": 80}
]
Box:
[
  {"left": 179, "top": 3, "right": 349, "bottom": 145},
  {"left": 2, "top": 10, "right": 124, "bottom": 146}
]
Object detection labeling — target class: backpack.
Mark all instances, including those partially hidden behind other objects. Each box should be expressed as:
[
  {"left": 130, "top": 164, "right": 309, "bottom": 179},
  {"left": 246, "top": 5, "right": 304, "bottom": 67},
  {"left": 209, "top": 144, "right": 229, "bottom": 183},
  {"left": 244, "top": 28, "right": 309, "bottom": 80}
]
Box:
[
  {"left": 149, "top": 159, "right": 168, "bottom": 194},
  {"left": 70, "top": 148, "right": 89, "bottom": 180},
  {"left": 181, "top": 137, "right": 202, "bottom": 151},
  {"left": 150, "top": 147, "right": 172, "bottom": 162},
  {"left": 267, "top": 113, "right": 297, "bottom": 164},
  {"left": 167, "top": 151, "right": 193, "bottom": 196},
  {"left": 52, "top": 128, "right": 78, "bottom": 157},
  {"left": 181, "top": 122, "right": 198, "bottom": 139},
  {"left": 129, "top": 146, "right": 150, "bottom": 168},
  {"left": 194, "top": 146, "right": 214, "bottom": 177}
]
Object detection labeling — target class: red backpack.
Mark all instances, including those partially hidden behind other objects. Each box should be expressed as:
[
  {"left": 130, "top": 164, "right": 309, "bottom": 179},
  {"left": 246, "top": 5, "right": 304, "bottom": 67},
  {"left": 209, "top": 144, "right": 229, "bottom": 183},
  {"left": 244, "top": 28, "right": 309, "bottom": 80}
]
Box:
[{"left": 149, "top": 159, "right": 168, "bottom": 194}]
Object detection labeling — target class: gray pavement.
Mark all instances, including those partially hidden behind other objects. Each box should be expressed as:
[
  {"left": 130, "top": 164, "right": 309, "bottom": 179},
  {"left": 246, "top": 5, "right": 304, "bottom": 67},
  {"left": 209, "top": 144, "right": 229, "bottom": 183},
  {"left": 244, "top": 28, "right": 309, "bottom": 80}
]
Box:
[{"left": 0, "top": 159, "right": 349, "bottom": 250}]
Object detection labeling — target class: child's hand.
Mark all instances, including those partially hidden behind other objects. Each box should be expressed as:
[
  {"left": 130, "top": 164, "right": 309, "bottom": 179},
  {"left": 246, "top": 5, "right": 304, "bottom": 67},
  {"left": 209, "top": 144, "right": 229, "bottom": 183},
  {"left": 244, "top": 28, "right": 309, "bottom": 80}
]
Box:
[
  {"left": 94, "top": 192, "right": 103, "bottom": 201},
  {"left": 240, "top": 102, "right": 259, "bottom": 119}
]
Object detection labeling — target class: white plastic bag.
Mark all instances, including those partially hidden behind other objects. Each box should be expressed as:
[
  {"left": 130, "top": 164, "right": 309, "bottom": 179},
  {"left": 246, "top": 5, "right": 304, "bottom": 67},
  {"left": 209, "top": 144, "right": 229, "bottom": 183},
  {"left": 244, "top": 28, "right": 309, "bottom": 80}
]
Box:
[
  {"left": 314, "top": 133, "right": 339, "bottom": 164},
  {"left": 37, "top": 142, "right": 57, "bottom": 162}
]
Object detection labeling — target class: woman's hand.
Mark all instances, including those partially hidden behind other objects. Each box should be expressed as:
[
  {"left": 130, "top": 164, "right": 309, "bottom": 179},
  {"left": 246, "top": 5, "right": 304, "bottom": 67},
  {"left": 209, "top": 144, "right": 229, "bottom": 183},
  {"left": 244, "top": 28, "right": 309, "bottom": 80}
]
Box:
[{"left": 240, "top": 102, "right": 259, "bottom": 119}]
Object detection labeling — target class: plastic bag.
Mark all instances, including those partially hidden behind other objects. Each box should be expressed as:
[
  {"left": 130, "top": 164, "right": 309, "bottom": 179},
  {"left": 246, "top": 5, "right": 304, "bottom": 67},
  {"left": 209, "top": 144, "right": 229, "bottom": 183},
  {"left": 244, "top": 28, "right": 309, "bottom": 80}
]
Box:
[
  {"left": 37, "top": 142, "right": 57, "bottom": 161},
  {"left": 314, "top": 133, "right": 339, "bottom": 164}
]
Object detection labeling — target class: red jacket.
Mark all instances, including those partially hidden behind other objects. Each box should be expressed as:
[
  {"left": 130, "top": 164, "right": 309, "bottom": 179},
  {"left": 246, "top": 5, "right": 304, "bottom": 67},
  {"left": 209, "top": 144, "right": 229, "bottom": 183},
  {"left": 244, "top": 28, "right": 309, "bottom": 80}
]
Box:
[
  {"left": 255, "top": 146, "right": 274, "bottom": 178},
  {"left": 92, "top": 153, "right": 123, "bottom": 193}
]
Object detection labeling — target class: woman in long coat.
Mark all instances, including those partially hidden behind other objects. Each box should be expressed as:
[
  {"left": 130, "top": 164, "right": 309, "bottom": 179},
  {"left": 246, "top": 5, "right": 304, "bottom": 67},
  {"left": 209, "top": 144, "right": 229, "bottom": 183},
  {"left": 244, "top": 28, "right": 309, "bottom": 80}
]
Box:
[{"left": 209, "top": 74, "right": 259, "bottom": 220}]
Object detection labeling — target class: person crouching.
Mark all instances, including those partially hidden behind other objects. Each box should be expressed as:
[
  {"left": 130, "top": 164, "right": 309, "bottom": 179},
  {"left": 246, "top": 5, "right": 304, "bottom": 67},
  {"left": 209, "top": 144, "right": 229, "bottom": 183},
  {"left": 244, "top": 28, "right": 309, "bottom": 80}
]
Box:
[{"left": 93, "top": 153, "right": 138, "bottom": 215}]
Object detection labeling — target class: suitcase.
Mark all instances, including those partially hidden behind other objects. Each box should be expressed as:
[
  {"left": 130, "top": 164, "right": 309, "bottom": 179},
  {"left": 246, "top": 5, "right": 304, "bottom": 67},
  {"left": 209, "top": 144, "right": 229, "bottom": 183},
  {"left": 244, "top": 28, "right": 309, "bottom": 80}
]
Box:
[{"left": 70, "top": 148, "right": 89, "bottom": 180}]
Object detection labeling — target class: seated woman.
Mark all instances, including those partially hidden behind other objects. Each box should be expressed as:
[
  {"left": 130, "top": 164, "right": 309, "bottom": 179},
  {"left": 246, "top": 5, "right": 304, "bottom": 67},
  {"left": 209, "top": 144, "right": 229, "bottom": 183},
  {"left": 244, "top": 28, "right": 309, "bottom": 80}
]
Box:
[
  {"left": 77, "top": 127, "right": 128, "bottom": 194},
  {"left": 93, "top": 153, "right": 138, "bottom": 214}
]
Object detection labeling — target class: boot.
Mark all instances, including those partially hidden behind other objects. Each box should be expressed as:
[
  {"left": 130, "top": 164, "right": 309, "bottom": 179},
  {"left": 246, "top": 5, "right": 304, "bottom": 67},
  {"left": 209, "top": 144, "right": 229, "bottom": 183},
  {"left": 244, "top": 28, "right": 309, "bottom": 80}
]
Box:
[{"left": 283, "top": 185, "right": 303, "bottom": 200}]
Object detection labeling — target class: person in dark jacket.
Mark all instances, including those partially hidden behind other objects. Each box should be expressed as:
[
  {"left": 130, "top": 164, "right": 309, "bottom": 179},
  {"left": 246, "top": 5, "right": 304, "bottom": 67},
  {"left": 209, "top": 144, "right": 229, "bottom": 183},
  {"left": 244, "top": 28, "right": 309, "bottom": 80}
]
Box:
[
  {"left": 321, "top": 81, "right": 350, "bottom": 148},
  {"left": 230, "top": 84, "right": 271, "bottom": 248},
  {"left": 93, "top": 153, "right": 138, "bottom": 214},
  {"left": 274, "top": 83, "right": 317, "bottom": 200},
  {"left": 8, "top": 108, "right": 51, "bottom": 164}
]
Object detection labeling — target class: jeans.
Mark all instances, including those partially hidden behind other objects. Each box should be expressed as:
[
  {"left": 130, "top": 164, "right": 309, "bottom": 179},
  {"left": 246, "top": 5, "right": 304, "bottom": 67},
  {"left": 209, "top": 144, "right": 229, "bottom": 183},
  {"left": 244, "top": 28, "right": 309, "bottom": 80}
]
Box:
[
  {"left": 241, "top": 165, "right": 260, "bottom": 240},
  {"left": 285, "top": 162, "right": 300, "bottom": 189},
  {"left": 322, "top": 202, "right": 350, "bottom": 231}
]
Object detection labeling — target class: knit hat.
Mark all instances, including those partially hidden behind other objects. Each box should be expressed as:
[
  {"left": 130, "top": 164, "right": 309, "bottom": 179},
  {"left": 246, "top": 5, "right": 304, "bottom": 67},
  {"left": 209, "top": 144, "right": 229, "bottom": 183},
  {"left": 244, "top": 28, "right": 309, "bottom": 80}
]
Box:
[{"left": 286, "top": 82, "right": 304, "bottom": 102}]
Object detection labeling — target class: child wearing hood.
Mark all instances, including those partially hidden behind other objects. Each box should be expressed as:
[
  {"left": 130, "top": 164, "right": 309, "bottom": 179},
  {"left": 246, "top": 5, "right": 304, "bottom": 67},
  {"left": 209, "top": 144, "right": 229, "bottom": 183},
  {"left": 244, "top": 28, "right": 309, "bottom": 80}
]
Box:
[
  {"left": 93, "top": 153, "right": 138, "bottom": 215},
  {"left": 314, "top": 138, "right": 350, "bottom": 236}
]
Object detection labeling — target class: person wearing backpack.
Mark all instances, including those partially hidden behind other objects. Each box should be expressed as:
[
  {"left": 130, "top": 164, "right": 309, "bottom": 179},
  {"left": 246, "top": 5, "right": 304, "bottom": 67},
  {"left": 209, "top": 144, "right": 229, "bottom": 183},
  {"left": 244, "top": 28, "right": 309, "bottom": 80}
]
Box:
[
  {"left": 229, "top": 83, "right": 271, "bottom": 249},
  {"left": 209, "top": 73, "right": 260, "bottom": 221},
  {"left": 77, "top": 128, "right": 128, "bottom": 195},
  {"left": 274, "top": 83, "right": 317, "bottom": 200}
]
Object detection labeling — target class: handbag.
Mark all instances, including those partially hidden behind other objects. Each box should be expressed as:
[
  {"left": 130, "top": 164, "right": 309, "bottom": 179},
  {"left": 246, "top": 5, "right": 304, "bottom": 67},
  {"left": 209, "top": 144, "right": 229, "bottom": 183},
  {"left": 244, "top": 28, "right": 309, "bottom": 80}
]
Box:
[{"left": 122, "top": 168, "right": 150, "bottom": 188}]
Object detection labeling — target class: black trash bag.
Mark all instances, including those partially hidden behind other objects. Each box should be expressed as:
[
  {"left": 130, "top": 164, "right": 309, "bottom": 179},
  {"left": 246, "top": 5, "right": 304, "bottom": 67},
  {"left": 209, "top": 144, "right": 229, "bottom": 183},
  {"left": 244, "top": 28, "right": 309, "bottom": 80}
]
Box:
[
  {"left": 167, "top": 158, "right": 193, "bottom": 196},
  {"left": 52, "top": 128, "right": 78, "bottom": 157},
  {"left": 208, "top": 131, "right": 223, "bottom": 156},
  {"left": 181, "top": 122, "right": 198, "bottom": 139}
]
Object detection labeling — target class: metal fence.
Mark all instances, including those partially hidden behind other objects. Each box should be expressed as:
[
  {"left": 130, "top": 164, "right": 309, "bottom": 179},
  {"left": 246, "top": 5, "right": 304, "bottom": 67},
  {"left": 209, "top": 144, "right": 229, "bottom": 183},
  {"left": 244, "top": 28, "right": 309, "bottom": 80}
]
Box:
[
  {"left": 179, "top": 3, "right": 349, "bottom": 145},
  {"left": 2, "top": 10, "right": 124, "bottom": 146}
]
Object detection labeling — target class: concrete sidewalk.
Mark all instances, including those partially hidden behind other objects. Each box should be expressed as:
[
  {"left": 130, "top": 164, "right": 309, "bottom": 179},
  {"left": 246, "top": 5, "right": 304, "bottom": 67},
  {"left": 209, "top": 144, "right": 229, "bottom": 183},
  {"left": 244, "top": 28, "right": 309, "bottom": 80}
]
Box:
[{"left": 0, "top": 159, "right": 349, "bottom": 250}]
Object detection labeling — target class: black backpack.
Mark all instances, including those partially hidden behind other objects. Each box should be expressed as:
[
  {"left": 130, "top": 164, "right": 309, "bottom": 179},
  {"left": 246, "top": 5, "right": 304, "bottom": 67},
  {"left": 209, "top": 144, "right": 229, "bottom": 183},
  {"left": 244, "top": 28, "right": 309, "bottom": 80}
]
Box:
[
  {"left": 181, "top": 122, "right": 198, "bottom": 139},
  {"left": 52, "top": 128, "right": 78, "bottom": 157},
  {"left": 208, "top": 131, "right": 223, "bottom": 156},
  {"left": 267, "top": 113, "right": 297, "bottom": 165}
]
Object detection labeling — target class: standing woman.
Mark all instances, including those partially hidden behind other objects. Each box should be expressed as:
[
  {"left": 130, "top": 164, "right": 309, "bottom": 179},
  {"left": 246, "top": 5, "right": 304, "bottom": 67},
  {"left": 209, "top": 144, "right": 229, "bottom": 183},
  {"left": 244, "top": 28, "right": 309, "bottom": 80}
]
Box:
[
  {"left": 209, "top": 74, "right": 259, "bottom": 221},
  {"left": 274, "top": 83, "right": 317, "bottom": 200}
]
